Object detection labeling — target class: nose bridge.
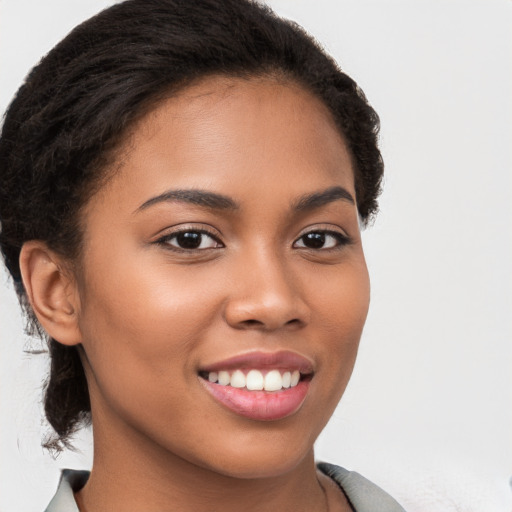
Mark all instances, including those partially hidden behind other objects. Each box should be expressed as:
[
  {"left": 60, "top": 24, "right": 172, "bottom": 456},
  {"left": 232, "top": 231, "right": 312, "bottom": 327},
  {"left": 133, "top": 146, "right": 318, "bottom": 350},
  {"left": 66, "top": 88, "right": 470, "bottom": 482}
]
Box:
[{"left": 224, "top": 244, "right": 308, "bottom": 330}]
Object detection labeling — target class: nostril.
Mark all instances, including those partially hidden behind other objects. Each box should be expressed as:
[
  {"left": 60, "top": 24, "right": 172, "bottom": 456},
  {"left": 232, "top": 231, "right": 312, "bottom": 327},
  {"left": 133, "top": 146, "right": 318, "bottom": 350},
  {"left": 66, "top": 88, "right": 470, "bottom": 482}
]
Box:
[
  {"left": 238, "top": 318, "right": 302, "bottom": 330},
  {"left": 284, "top": 318, "right": 305, "bottom": 330},
  {"left": 224, "top": 296, "right": 310, "bottom": 331},
  {"left": 241, "top": 319, "right": 264, "bottom": 328}
]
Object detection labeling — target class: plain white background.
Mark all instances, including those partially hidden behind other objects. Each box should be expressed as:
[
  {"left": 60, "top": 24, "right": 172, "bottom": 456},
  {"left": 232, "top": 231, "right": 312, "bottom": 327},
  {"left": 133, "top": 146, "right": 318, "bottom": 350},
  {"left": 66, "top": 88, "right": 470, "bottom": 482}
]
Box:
[{"left": 1, "top": 1, "right": 511, "bottom": 511}]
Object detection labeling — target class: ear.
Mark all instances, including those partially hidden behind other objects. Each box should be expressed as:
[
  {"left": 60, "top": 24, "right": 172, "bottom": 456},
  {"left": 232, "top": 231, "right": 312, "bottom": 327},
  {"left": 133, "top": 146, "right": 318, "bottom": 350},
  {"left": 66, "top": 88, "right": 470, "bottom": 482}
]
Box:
[{"left": 19, "top": 241, "right": 82, "bottom": 346}]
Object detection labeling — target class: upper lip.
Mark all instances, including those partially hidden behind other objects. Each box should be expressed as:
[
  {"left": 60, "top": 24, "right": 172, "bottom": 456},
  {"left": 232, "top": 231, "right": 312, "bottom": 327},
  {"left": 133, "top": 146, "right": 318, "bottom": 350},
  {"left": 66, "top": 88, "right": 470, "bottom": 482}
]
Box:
[{"left": 199, "top": 350, "right": 314, "bottom": 374}]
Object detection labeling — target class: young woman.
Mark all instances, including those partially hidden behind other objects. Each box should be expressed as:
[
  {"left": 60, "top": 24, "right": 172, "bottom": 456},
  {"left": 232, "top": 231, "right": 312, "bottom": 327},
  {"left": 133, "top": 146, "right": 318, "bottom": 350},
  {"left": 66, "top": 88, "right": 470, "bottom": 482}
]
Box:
[{"left": 0, "top": 1, "right": 405, "bottom": 510}]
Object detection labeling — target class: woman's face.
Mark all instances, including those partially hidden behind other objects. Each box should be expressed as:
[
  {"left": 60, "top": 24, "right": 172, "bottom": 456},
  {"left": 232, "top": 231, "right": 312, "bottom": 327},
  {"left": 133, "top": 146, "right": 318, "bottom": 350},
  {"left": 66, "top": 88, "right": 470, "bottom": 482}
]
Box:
[{"left": 75, "top": 76, "right": 370, "bottom": 478}]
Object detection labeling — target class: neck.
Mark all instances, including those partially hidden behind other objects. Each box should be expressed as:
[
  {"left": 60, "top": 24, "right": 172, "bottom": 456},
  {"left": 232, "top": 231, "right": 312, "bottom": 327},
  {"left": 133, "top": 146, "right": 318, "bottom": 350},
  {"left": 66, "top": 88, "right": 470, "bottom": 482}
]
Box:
[{"left": 75, "top": 412, "right": 329, "bottom": 512}]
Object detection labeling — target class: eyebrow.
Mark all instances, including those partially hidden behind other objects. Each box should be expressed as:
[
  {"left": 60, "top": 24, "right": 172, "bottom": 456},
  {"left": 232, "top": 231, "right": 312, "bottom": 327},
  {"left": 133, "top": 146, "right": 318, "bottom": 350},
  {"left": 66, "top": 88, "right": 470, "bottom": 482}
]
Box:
[
  {"left": 135, "top": 185, "right": 354, "bottom": 214},
  {"left": 135, "top": 189, "right": 239, "bottom": 212},
  {"left": 292, "top": 186, "right": 355, "bottom": 211}
]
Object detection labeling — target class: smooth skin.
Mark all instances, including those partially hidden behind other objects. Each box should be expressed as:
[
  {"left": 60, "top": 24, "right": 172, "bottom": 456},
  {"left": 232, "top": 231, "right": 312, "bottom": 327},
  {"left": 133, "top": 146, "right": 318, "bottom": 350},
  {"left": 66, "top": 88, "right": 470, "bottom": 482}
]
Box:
[{"left": 20, "top": 76, "right": 369, "bottom": 511}]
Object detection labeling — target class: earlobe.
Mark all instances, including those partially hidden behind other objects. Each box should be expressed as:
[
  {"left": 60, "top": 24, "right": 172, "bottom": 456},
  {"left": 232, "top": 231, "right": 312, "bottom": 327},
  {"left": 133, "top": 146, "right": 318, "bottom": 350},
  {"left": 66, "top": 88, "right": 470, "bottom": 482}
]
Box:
[{"left": 19, "top": 241, "right": 82, "bottom": 346}]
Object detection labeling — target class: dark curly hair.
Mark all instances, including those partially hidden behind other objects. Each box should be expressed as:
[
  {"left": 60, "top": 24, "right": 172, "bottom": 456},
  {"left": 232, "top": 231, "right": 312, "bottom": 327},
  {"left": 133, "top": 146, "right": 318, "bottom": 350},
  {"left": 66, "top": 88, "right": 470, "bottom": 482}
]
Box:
[{"left": 0, "top": 0, "right": 383, "bottom": 450}]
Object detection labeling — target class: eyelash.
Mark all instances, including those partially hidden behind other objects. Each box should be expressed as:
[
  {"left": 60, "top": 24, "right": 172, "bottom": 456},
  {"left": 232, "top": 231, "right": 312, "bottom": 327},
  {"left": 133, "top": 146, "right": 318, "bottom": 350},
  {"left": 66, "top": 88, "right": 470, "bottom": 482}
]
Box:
[
  {"left": 155, "top": 228, "right": 352, "bottom": 252},
  {"left": 155, "top": 228, "right": 224, "bottom": 251},
  {"left": 293, "top": 230, "right": 352, "bottom": 250}
]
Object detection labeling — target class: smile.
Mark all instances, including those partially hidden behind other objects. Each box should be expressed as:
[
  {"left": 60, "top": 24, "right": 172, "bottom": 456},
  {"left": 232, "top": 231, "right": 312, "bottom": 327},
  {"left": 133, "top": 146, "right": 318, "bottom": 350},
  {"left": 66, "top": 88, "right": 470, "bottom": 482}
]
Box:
[
  {"left": 203, "top": 368, "right": 302, "bottom": 391},
  {"left": 199, "top": 351, "right": 314, "bottom": 421}
]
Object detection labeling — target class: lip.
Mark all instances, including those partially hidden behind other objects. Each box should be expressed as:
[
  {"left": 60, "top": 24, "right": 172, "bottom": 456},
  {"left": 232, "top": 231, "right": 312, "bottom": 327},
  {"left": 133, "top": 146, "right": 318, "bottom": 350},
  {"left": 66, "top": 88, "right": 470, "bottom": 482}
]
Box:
[
  {"left": 200, "top": 378, "right": 311, "bottom": 421},
  {"left": 199, "top": 350, "right": 314, "bottom": 421},
  {"left": 199, "top": 350, "right": 314, "bottom": 374}
]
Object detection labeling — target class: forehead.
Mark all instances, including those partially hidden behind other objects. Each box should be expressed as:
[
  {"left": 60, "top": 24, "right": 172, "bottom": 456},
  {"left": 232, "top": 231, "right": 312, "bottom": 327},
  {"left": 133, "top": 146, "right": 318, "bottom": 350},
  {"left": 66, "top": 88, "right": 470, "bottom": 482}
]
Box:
[{"left": 89, "top": 75, "right": 355, "bottom": 212}]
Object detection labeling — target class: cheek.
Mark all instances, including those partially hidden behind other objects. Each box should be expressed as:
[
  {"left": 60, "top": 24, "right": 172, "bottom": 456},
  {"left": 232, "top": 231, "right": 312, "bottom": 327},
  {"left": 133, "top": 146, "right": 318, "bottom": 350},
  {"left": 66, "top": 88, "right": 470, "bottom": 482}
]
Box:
[
  {"left": 75, "top": 249, "right": 221, "bottom": 404},
  {"left": 79, "top": 233, "right": 218, "bottom": 337},
  {"left": 309, "top": 253, "right": 370, "bottom": 336},
  {"left": 309, "top": 257, "right": 370, "bottom": 386},
  {"left": 75, "top": 258, "right": 226, "bottom": 449}
]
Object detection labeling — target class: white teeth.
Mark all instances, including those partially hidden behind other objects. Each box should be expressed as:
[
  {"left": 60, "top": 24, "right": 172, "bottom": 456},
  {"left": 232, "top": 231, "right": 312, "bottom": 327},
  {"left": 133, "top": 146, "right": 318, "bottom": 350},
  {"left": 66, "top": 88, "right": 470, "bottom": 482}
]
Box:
[
  {"left": 264, "top": 369, "right": 283, "bottom": 391},
  {"left": 206, "top": 369, "right": 304, "bottom": 391},
  {"left": 218, "top": 371, "right": 230, "bottom": 386},
  {"left": 246, "top": 369, "right": 264, "bottom": 390},
  {"left": 230, "top": 369, "right": 246, "bottom": 388}
]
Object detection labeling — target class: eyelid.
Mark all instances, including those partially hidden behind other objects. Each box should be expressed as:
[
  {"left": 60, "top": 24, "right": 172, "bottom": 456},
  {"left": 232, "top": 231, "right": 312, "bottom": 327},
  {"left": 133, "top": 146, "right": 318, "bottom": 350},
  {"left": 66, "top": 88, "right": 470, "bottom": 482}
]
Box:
[
  {"left": 154, "top": 224, "right": 224, "bottom": 248},
  {"left": 152, "top": 223, "right": 351, "bottom": 252},
  {"left": 292, "top": 225, "right": 352, "bottom": 249}
]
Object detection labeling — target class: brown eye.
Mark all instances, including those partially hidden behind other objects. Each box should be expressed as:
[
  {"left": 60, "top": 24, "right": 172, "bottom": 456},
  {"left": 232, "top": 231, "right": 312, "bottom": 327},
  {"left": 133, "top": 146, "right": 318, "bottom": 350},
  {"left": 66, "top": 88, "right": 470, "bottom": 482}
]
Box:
[
  {"left": 294, "top": 231, "right": 349, "bottom": 250},
  {"left": 159, "top": 230, "right": 223, "bottom": 250},
  {"left": 302, "top": 232, "right": 326, "bottom": 249}
]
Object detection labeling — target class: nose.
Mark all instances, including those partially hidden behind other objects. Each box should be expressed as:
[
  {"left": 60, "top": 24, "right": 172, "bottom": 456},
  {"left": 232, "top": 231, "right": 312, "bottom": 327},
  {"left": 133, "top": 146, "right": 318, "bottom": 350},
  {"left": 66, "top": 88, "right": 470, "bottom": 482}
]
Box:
[{"left": 223, "top": 249, "right": 310, "bottom": 331}]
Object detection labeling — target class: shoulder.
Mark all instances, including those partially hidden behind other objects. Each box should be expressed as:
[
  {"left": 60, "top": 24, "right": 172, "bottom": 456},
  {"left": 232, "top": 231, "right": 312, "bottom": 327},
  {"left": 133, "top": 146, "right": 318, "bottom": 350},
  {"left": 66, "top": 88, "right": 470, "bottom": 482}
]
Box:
[
  {"left": 44, "top": 469, "right": 89, "bottom": 512},
  {"left": 317, "top": 462, "right": 406, "bottom": 512}
]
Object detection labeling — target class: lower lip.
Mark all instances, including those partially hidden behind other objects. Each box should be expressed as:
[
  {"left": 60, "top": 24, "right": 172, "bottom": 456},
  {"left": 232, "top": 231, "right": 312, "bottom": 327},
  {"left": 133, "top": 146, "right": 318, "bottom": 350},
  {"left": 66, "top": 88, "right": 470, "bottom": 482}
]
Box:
[{"left": 200, "top": 378, "right": 310, "bottom": 421}]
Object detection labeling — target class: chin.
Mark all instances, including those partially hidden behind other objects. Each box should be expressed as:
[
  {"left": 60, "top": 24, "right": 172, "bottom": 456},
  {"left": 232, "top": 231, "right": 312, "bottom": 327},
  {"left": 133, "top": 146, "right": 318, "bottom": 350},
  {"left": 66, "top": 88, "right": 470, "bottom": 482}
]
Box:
[
  {"left": 206, "top": 450, "right": 311, "bottom": 480},
  {"left": 188, "top": 422, "right": 318, "bottom": 480}
]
